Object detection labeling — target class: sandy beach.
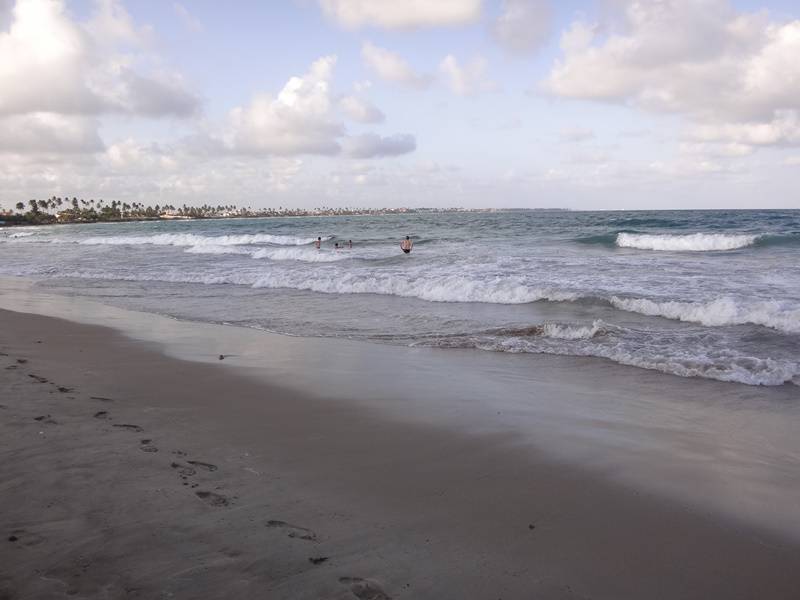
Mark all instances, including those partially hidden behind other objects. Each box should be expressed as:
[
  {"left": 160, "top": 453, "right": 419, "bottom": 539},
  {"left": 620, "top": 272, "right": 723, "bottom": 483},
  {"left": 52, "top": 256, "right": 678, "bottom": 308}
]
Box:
[{"left": 2, "top": 304, "right": 800, "bottom": 600}]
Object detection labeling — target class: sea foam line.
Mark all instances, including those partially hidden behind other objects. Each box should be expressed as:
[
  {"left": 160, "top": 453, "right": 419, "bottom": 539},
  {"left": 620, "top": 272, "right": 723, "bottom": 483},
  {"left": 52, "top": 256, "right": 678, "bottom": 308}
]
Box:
[
  {"left": 76, "top": 233, "right": 326, "bottom": 247},
  {"left": 616, "top": 232, "right": 759, "bottom": 251},
  {"left": 611, "top": 296, "right": 800, "bottom": 334}
]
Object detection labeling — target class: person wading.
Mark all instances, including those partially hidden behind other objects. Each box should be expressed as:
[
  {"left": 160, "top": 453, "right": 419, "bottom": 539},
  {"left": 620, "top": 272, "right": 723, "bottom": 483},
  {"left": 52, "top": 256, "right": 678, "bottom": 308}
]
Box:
[{"left": 400, "top": 236, "right": 413, "bottom": 254}]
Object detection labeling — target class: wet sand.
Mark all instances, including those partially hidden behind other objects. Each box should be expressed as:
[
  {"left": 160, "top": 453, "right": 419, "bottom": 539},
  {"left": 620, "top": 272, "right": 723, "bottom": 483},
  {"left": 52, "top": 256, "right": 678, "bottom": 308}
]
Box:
[{"left": 2, "top": 307, "right": 800, "bottom": 599}]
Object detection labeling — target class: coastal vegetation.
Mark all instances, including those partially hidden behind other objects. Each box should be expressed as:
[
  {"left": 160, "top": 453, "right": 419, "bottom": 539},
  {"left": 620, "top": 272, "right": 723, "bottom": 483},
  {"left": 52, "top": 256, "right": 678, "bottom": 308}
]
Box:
[{"left": 0, "top": 197, "right": 496, "bottom": 227}]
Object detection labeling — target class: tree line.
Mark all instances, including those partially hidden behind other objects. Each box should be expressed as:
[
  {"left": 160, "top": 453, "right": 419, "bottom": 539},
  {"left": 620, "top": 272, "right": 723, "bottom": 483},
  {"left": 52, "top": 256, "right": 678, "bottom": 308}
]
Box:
[{"left": 1, "top": 197, "right": 242, "bottom": 224}]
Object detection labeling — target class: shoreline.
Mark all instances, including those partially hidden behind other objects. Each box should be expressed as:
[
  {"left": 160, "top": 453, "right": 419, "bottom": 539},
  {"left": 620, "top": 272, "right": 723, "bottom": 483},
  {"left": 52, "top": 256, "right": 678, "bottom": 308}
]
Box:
[
  {"left": 3, "top": 276, "right": 800, "bottom": 540},
  {"left": 0, "top": 292, "right": 800, "bottom": 599},
  {"left": 2, "top": 302, "right": 800, "bottom": 597}
]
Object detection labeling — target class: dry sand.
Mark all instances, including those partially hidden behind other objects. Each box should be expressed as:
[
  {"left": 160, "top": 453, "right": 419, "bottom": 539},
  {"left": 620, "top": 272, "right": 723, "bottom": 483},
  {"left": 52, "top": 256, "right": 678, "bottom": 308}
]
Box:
[{"left": 2, "top": 308, "right": 800, "bottom": 599}]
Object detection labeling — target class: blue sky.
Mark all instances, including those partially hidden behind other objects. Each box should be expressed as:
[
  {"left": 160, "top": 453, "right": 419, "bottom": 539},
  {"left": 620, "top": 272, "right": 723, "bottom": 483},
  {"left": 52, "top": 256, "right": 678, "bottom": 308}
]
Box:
[{"left": 1, "top": 0, "right": 799, "bottom": 209}]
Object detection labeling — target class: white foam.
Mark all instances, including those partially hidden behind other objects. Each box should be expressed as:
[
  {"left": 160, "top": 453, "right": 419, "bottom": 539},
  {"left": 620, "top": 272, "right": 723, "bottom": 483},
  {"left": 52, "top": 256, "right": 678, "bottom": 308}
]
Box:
[
  {"left": 251, "top": 247, "right": 353, "bottom": 263},
  {"left": 541, "top": 320, "right": 603, "bottom": 340},
  {"left": 611, "top": 296, "right": 800, "bottom": 334},
  {"left": 252, "top": 271, "right": 580, "bottom": 304},
  {"left": 616, "top": 232, "right": 758, "bottom": 251},
  {"left": 472, "top": 332, "right": 799, "bottom": 386},
  {"left": 184, "top": 244, "right": 253, "bottom": 256},
  {"left": 77, "top": 233, "right": 324, "bottom": 247}
]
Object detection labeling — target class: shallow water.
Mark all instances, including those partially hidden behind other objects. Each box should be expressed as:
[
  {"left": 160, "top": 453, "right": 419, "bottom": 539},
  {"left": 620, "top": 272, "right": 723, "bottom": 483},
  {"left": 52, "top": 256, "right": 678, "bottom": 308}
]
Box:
[{"left": 1, "top": 209, "right": 798, "bottom": 385}]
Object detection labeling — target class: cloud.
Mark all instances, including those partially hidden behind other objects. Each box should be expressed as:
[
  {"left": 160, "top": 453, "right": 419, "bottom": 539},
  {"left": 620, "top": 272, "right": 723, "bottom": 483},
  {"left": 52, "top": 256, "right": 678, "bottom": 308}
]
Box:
[
  {"left": 491, "top": 0, "right": 551, "bottom": 55},
  {"left": 339, "top": 95, "right": 385, "bottom": 123},
  {"left": 543, "top": 1, "right": 800, "bottom": 148},
  {"left": 560, "top": 127, "right": 595, "bottom": 142},
  {"left": 679, "top": 141, "right": 754, "bottom": 158},
  {"left": 343, "top": 133, "right": 416, "bottom": 158},
  {"left": 102, "top": 139, "right": 178, "bottom": 173},
  {"left": 173, "top": 2, "right": 203, "bottom": 32},
  {"left": 219, "top": 56, "right": 414, "bottom": 159},
  {"left": 0, "top": 0, "right": 199, "bottom": 118},
  {"left": 0, "top": 113, "right": 104, "bottom": 154},
  {"left": 439, "top": 54, "right": 495, "bottom": 96},
  {"left": 689, "top": 111, "right": 800, "bottom": 146},
  {"left": 318, "top": 0, "right": 480, "bottom": 29},
  {"left": 224, "top": 56, "right": 343, "bottom": 156},
  {"left": 362, "top": 41, "right": 431, "bottom": 89}
]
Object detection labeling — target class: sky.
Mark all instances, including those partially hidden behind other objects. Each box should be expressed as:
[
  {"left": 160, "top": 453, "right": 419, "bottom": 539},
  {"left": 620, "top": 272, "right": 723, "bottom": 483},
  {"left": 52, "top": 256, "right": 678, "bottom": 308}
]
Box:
[{"left": 1, "top": 0, "right": 799, "bottom": 210}]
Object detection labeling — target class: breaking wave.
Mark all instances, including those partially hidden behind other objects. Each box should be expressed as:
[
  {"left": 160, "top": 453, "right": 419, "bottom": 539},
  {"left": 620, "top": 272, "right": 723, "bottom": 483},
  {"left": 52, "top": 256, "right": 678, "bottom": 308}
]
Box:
[
  {"left": 251, "top": 272, "right": 581, "bottom": 304},
  {"left": 3, "top": 230, "right": 36, "bottom": 239},
  {"left": 611, "top": 296, "right": 800, "bottom": 334},
  {"left": 418, "top": 320, "right": 799, "bottom": 386},
  {"left": 616, "top": 232, "right": 759, "bottom": 251},
  {"left": 76, "top": 233, "right": 326, "bottom": 247},
  {"left": 493, "top": 321, "right": 604, "bottom": 340},
  {"left": 467, "top": 337, "right": 800, "bottom": 387}
]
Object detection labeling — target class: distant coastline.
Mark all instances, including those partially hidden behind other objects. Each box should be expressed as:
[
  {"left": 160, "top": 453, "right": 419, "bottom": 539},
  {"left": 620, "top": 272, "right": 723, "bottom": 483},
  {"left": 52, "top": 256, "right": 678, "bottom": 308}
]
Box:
[{"left": 0, "top": 196, "right": 568, "bottom": 227}]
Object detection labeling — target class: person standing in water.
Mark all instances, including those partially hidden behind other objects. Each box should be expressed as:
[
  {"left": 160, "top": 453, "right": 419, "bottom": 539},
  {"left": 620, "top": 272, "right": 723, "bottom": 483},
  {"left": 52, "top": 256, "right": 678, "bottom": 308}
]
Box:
[
  {"left": 315, "top": 237, "right": 322, "bottom": 249},
  {"left": 400, "top": 236, "right": 413, "bottom": 254}
]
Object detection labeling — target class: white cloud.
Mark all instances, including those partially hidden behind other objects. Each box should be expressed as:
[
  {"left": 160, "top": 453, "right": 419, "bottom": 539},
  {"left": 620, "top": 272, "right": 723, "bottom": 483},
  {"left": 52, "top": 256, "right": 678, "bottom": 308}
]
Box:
[
  {"left": 173, "top": 2, "right": 203, "bottom": 32},
  {"left": 219, "top": 56, "right": 414, "bottom": 159},
  {"left": 225, "top": 56, "right": 343, "bottom": 156},
  {"left": 362, "top": 41, "right": 431, "bottom": 89},
  {"left": 339, "top": 95, "right": 385, "bottom": 123},
  {"left": 491, "top": 0, "right": 551, "bottom": 55},
  {"left": 0, "top": 0, "right": 199, "bottom": 118},
  {"left": 560, "top": 127, "right": 595, "bottom": 142},
  {"left": 690, "top": 111, "right": 800, "bottom": 146},
  {"left": 318, "top": 0, "right": 481, "bottom": 29},
  {"left": 439, "top": 54, "right": 495, "bottom": 96},
  {"left": 85, "top": 0, "right": 152, "bottom": 46},
  {"left": 679, "top": 141, "right": 754, "bottom": 158},
  {"left": 102, "top": 139, "right": 178, "bottom": 173},
  {"left": 343, "top": 133, "right": 416, "bottom": 158},
  {"left": 543, "top": 1, "right": 800, "bottom": 148},
  {"left": 0, "top": 113, "right": 103, "bottom": 154}
]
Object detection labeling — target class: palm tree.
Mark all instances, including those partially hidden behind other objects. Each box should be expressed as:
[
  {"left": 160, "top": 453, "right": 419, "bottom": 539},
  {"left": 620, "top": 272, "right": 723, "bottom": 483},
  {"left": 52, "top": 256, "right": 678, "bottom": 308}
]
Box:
[{"left": 15, "top": 202, "right": 24, "bottom": 212}]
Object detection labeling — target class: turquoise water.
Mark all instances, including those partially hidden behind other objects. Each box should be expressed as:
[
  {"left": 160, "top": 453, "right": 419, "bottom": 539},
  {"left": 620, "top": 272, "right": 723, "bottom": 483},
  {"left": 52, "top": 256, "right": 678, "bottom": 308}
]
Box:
[{"left": 2, "top": 209, "right": 799, "bottom": 385}]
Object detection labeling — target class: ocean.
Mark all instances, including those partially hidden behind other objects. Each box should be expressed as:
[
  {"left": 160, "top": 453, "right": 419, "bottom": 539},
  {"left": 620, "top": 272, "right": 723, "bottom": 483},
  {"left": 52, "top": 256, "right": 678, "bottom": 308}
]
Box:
[{"left": 2, "top": 209, "right": 798, "bottom": 386}]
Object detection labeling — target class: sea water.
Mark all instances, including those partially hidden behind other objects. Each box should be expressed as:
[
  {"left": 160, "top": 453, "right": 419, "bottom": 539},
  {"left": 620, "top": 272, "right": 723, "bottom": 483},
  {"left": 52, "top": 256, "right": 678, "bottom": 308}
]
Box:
[{"left": 1, "top": 209, "right": 798, "bottom": 386}]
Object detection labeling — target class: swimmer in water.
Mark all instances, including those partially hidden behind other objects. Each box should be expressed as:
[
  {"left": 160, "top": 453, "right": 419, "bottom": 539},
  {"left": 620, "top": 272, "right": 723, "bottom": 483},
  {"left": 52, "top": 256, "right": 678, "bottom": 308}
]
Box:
[
  {"left": 315, "top": 237, "right": 321, "bottom": 249},
  {"left": 400, "top": 236, "right": 413, "bottom": 254}
]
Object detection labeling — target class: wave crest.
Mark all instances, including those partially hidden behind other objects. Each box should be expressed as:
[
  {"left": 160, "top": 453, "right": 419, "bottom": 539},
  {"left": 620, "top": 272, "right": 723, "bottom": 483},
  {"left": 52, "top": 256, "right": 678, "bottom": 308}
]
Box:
[
  {"left": 78, "top": 233, "right": 324, "bottom": 247},
  {"left": 616, "top": 232, "right": 758, "bottom": 251},
  {"left": 611, "top": 296, "right": 800, "bottom": 334}
]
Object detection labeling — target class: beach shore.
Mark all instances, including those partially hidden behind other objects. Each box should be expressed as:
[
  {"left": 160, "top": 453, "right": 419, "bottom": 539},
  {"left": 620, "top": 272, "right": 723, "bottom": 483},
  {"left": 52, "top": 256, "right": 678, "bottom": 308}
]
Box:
[{"left": 2, "top": 306, "right": 800, "bottom": 599}]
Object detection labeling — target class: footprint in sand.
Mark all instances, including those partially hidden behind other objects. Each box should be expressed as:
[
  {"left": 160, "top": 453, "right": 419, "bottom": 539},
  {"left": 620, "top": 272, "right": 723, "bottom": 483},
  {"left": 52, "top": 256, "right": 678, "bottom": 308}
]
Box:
[
  {"left": 266, "top": 520, "right": 317, "bottom": 542},
  {"left": 195, "top": 490, "right": 229, "bottom": 507},
  {"left": 7, "top": 529, "right": 45, "bottom": 548},
  {"left": 187, "top": 460, "right": 218, "bottom": 472},
  {"left": 28, "top": 374, "right": 48, "bottom": 383},
  {"left": 90, "top": 396, "right": 114, "bottom": 402},
  {"left": 93, "top": 411, "right": 109, "bottom": 419},
  {"left": 339, "top": 577, "right": 391, "bottom": 600},
  {"left": 139, "top": 439, "right": 158, "bottom": 453},
  {"left": 56, "top": 386, "right": 73, "bottom": 393},
  {"left": 113, "top": 424, "right": 143, "bottom": 432},
  {"left": 16, "top": 359, "right": 27, "bottom": 364},
  {"left": 170, "top": 461, "right": 197, "bottom": 478},
  {"left": 33, "top": 415, "right": 57, "bottom": 424}
]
